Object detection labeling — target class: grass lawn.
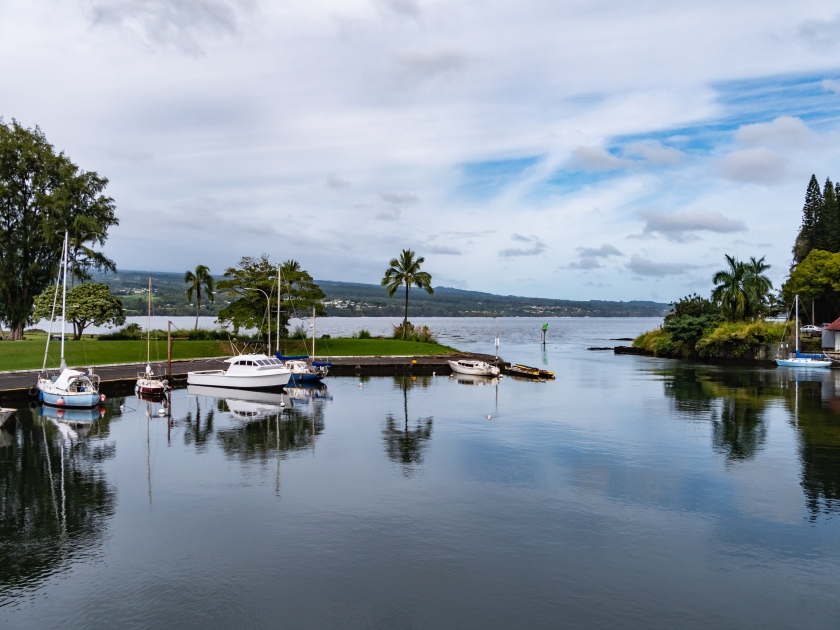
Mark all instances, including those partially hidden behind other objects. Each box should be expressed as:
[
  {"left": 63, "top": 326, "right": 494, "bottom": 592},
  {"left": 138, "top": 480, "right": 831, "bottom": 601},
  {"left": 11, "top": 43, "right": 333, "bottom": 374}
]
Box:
[{"left": 0, "top": 334, "right": 458, "bottom": 372}]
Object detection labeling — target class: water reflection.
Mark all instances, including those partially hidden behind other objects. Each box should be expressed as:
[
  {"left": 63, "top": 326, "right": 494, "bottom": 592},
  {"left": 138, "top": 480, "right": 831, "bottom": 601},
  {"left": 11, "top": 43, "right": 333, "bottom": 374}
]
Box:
[
  {"left": 382, "top": 377, "right": 433, "bottom": 477},
  {"left": 659, "top": 365, "right": 840, "bottom": 519},
  {"left": 0, "top": 403, "right": 118, "bottom": 601}
]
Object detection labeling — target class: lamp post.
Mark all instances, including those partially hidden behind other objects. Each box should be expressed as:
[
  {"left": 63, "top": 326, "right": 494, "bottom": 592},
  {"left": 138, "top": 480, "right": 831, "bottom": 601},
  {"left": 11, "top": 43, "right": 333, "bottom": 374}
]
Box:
[{"left": 245, "top": 287, "right": 271, "bottom": 353}]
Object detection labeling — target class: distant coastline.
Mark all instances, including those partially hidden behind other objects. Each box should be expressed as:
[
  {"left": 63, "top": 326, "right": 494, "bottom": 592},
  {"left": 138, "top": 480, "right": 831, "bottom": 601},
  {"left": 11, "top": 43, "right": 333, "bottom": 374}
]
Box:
[{"left": 93, "top": 271, "right": 669, "bottom": 319}]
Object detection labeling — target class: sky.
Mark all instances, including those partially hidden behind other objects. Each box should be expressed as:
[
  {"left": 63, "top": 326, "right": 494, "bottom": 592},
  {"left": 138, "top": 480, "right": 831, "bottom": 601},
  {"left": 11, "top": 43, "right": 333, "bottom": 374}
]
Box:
[{"left": 2, "top": 1, "right": 840, "bottom": 302}]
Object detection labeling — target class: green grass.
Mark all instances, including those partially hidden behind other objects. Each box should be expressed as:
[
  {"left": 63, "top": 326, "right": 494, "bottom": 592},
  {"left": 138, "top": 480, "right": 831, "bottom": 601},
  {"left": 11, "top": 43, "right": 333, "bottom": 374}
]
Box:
[{"left": 0, "top": 335, "right": 458, "bottom": 372}]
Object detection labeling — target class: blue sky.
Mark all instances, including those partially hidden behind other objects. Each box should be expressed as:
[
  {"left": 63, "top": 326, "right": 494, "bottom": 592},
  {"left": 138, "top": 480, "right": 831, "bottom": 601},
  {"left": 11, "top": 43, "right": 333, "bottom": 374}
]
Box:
[{"left": 2, "top": 0, "right": 840, "bottom": 301}]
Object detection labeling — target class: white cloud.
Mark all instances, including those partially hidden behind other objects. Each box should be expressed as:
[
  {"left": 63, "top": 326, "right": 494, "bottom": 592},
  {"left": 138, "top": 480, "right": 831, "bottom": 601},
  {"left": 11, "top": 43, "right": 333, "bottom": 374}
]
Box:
[
  {"left": 500, "top": 234, "right": 546, "bottom": 258},
  {"left": 394, "top": 50, "right": 469, "bottom": 82},
  {"left": 623, "top": 140, "right": 684, "bottom": 165},
  {"left": 734, "top": 116, "right": 816, "bottom": 150},
  {"left": 822, "top": 79, "right": 840, "bottom": 94},
  {"left": 798, "top": 14, "right": 840, "bottom": 51},
  {"left": 716, "top": 148, "right": 788, "bottom": 185},
  {"left": 374, "top": 0, "right": 421, "bottom": 19},
  {"left": 638, "top": 209, "right": 746, "bottom": 242},
  {"left": 428, "top": 245, "right": 462, "bottom": 255},
  {"left": 326, "top": 174, "right": 351, "bottom": 190},
  {"left": 626, "top": 255, "right": 699, "bottom": 277},
  {"left": 569, "top": 244, "right": 623, "bottom": 269},
  {"left": 569, "top": 146, "right": 635, "bottom": 172}
]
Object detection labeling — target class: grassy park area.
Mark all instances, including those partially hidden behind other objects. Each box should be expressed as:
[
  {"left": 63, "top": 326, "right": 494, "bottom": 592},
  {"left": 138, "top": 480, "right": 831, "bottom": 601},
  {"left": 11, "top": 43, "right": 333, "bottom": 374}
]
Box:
[{"left": 0, "top": 334, "right": 458, "bottom": 372}]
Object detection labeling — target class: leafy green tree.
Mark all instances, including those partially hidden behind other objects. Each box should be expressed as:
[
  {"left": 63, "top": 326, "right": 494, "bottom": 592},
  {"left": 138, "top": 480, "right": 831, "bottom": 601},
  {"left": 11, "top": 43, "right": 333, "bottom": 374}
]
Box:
[
  {"left": 782, "top": 249, "right": 840, "bottom": 322},
  {"left": 217, "top": 255, "right": 324, "bottom": 341},
  {"left": 711, "top": 255, "right": 773, "bottom": 322},
  {"left": 33, "top": 283, "right": 126, "bottom": 340},
  {"left": 821, "top": 178, "right": 840, "bottom": 253},
  {"left": 793, "top": 175, "right": 824, "bottom": 264},
  {"left": 0, "top": 120, "right": 117, "bottom": 339},
  {"left": 381, "top": 249, "right": 433, "bottom": 336},
  {"left": 184, "top": 264, "right": 215, "bottom": 330},
  {"left": 662, "top": 294, "right": 723, "bottom": 352}
]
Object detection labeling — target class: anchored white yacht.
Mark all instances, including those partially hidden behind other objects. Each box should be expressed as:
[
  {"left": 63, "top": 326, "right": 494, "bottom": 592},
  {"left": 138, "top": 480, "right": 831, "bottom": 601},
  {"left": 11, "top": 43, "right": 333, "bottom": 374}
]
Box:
[{"left": 187, "top": 354, "right": 292, "bottom": 389}]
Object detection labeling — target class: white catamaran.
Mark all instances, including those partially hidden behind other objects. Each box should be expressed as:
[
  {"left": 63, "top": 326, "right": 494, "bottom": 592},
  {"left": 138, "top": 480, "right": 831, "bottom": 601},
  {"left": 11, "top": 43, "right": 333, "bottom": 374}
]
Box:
[{"left": 36, "top": 232, "right": 104, "bottom": 408}]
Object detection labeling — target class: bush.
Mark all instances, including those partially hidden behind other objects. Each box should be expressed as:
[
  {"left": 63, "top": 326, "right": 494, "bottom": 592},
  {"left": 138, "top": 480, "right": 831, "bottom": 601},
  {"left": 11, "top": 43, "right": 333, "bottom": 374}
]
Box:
[
  {"left": 696, "top": 321, "right": 787, "bottom": 358},
  {"left": 391, "top": 321, "right": 438, "bottom": 343},
  {"left": 633, "top": 328, "right": 677, "bottom": 356},
  {"left": 290, "top": 325, "right": 308, "bottom": 340},
  {"left": 98, "top": 322, "right": 143, "bottom": 340},
  {"left": 354, "top": 329, "right": 373, "bottom": 339}
]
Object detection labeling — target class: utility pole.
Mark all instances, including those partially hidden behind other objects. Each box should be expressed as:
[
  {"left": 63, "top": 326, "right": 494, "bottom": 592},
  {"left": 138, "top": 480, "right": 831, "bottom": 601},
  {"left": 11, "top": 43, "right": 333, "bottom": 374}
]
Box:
[{"left": 167, "top": 321, "right": 172, "bottom": 377}]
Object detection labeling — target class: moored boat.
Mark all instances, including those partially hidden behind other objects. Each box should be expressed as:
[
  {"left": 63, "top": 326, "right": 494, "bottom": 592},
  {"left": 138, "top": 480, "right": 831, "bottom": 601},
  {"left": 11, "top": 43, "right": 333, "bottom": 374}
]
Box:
[
  {"left": 187, "top": 354, "right": 292, "bottom": 389},
  {"left": 776, "top": 295, "right": 831, "bottom": 368},
  {"left": 448, "top": 359, "right": 500, "bottom": 376},
  {"left": 135, "top": 277, "right": 169, "bottom": 396}
]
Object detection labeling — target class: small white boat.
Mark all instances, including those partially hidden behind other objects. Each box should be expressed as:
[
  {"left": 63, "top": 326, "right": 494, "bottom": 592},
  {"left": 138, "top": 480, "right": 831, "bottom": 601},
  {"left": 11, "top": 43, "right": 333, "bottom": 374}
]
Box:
[
  {"left": 0, "top": 408, "right": 16, "bottom": 427},
  {"left": 448, "top": 359, "right": 500, "bottom": 376},
  {"left": 36, "top": 232, "right": 104, "bottom": 408},
  {"left": 187, "top": 354, "right": 292, "bottom": 389},
  {"left": 776, "top": 295, "right": 831, "bottom": 369},
  {"left": 136, "top": 277, "right": 168, "bottom": 396}
]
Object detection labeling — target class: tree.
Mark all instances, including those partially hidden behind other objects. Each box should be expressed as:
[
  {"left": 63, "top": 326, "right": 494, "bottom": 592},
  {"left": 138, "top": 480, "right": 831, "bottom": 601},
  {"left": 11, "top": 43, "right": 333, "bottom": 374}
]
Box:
[
  {"left": 0, "top": 120, "right": 117, "bottom": 340},
  {"left": 662, "top": 293, "right": 723, "bottom": 352},
  {"left": 793, "top": 175, "right": 824, "bottom": 264},
  {"left": 32, "top": 283, "right": 126, "bottom": 340},
  {"left": 217, "top": 255, "right": 324, "bottom": 341},
  {"left": 821, "top": 178, "right": 840, "bottom": 253},
  {"left": 711, "top": 254, "right": 773, "bottom": 322},
  {"left": 782, "top": 249, "right": 840, "bottom": 322},
  {"left": 184, "top": 264, "right": 215, "bottom": 330},
  {"left": 381, "top": 249, "right": 433, "bottom": 336}
]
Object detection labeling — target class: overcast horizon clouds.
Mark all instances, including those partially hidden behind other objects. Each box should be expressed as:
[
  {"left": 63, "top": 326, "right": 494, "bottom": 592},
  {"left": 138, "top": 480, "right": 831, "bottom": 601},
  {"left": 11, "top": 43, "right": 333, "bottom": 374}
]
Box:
[{"left": 3, "top": 0, "right": 840, "bottom": 301}]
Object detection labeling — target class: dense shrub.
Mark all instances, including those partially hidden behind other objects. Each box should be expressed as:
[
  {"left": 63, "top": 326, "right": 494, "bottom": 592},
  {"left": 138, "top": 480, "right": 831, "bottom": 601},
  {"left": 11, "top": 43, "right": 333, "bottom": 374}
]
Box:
[
  {"left": 696, "top": 321, "right": 786, "bottom": 358},
  {"left": 662, "top": 294, "right": 723, "bottom": 356},
  {"left": 98, "top": 322, "right": 143, "bottom": 340},
  {"left": 633, "top": 328, "right": 677, "bottom": 356},
  {"left": 354, "top": 329, "right": 373, "bottom": 339},
  {"left": 391, "top": 321, "right": 437, "bottom": 343}
]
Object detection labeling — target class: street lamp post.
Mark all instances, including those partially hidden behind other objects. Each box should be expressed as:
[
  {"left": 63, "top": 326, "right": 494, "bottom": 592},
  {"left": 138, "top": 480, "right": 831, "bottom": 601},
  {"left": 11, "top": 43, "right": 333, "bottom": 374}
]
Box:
[{"left": 245, "top": 287, "right": 271, "bottom": 354}]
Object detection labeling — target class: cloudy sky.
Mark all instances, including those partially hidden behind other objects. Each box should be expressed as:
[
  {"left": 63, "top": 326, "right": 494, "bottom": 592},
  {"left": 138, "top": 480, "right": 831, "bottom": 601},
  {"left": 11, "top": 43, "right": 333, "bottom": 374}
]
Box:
[{"left": 3, "top": 1, "right": 840, "bottom": 301}]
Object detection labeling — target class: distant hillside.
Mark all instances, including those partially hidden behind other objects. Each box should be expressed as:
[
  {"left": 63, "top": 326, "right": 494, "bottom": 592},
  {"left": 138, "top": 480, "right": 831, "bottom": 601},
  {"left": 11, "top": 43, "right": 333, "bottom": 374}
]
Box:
[{"left": 92, "top": 271, "right": 669, "bottom": 318}]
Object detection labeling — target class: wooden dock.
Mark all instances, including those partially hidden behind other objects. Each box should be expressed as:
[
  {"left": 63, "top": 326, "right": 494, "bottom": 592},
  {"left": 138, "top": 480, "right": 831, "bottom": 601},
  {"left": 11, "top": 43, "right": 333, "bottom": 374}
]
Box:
[{"left": 0, "top": 353, "right": 505, "bottom": 404}]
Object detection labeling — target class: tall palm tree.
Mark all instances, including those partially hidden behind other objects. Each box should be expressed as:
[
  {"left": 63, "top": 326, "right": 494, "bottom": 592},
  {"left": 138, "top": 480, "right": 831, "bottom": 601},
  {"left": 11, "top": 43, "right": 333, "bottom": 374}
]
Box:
[
  {"left": 184, "top": 265, "right": 215, "bottom": 329},
  {"left": 381, "top": 249, "right": 433, "bottom": 332},
  {"left": 712, "top": 255, "right": 773, "bottom": 321}
]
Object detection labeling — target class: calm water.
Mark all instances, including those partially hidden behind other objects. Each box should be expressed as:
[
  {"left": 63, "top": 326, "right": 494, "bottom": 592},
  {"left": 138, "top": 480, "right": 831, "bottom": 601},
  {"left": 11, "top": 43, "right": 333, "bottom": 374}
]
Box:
[{"left": 2, "top": 318, "right": 840, "bottom": 628}]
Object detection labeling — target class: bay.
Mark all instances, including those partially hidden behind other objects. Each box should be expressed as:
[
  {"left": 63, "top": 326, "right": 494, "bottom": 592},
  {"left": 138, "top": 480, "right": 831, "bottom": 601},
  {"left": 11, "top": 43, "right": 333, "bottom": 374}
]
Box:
[{"left": 2, "top": 317, "right": 839, "bottom": 629}]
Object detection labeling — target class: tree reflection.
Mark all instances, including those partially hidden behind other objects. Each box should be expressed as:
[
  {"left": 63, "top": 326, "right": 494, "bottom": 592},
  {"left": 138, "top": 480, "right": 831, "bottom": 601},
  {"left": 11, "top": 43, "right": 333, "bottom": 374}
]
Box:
[
  {"left": 183, "top": 397, "right": 215, "bottom": 452},
  {"left": 0, "top": 404, "right": 116, "bottom": 601},
  {"left": 215, "top": 404, "right": 325, "bottom": 462},
  {"left": 382, "top": 377, "right": 433, "bottom": 477}
]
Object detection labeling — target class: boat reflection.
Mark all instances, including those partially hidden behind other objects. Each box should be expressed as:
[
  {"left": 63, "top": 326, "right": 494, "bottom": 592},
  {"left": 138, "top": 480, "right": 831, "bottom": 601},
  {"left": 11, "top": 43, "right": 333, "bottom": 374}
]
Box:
[
  {"left": 188, "top": 384, "right": 291, "bottom": 420},
  {"left": 449, "top": 373, "right": 502, "bottom": 386},
  {"left": 0, "top": 405, "right": 116, "bottom": 602},
  {"left": 38, "top": 404, "right": 107, "bottom": 440}
]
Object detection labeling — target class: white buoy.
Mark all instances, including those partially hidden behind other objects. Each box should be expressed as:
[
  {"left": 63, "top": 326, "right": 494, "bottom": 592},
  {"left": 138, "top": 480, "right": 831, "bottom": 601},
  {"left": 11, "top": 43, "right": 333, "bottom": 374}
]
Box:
[
  {"left": 359, "top": 383, "right": 363, "bottom": 388},
  {"left": 157, "top": 408, "right": 166, "bottom": 416},
  {"left": 432, "top": 372, "right": 435, "bottom": 376},
  {"left": 119, "top": 405, "right": 124, "bottom": 412},
  {"left": 487, "top": 415, "right": 492, "bottom": 420}
]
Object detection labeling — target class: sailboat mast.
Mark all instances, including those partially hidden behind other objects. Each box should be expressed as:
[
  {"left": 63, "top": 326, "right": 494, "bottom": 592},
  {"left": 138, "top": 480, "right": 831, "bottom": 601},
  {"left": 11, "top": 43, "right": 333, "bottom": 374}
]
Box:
[
  {"left": 312, "top": 307, "right": 316, "bottom": 362},
  {"left": 276, "top": 265, "right": 281, "bottom": 354},
  {"left": 60, "top": 232, "right": 68, "bottom": 370},
  {"left": 147, "top": 277, "right": 152, "bottom": 366},
  {"left": 795, "top": 294, "right": 799, "bottom": 354}
]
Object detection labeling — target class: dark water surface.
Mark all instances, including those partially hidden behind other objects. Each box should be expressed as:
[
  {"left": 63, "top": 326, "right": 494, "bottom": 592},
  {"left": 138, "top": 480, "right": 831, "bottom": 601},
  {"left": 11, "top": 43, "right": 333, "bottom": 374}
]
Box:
[{"left": 2, "top": 318, "right": 840, "bottom": 628}]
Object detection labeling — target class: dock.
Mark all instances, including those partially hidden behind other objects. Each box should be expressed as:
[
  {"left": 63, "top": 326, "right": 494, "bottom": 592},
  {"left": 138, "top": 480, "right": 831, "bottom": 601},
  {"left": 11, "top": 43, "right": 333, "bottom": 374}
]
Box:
[{"left": 0, "top": 353, "right": 506, "bottom": 404}]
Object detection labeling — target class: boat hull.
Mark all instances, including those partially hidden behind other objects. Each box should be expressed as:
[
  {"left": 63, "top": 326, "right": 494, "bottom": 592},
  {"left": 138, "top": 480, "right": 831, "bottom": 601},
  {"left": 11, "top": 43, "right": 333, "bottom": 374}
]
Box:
[
  {"left": 39, "top": 390, "right": 102, "bottom": 408},
  {"left": 448, "top": 361, "right": 500, "bottom": 376},
  {"left": 187, "top": 370, "right": 291, "bottom": 389},
  {"left": 775, "top": 358, "right": 832, "bottom": 368},
  {"left": 289, "top": 372, "right": 323, "bottom": 383}
]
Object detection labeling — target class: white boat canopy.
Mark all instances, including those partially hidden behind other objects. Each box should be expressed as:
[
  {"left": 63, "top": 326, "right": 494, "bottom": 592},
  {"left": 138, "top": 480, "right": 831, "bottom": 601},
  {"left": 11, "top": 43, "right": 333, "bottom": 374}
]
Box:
[{"left": 54, "top": 369, "right": 85, "bottom": 390}]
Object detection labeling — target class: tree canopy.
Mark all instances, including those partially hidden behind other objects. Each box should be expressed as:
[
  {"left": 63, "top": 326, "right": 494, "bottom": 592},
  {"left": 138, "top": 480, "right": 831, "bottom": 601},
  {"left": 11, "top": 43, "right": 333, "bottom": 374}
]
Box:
[
  {"left": 32, "top": 283, "right": 125, "bottom": 340},
  {"left": 185, "top": 265, "right": 215, "bottom": 330},
  {"left": 711, "top": 255, "right": 773, "bottom": 322},
  {"left": 782, "top": 249, "right": 840, "bottom": 322},
  {"left": 216, "top": 255, "right": 324, "bottom": 340},
  {"left": 0, "top": 120, "right": 117, "bottom": 339}
]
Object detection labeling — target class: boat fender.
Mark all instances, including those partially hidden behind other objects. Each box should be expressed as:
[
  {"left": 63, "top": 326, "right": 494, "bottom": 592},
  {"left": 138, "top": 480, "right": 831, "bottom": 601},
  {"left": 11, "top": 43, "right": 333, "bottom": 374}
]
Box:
[
  {"left": 56, "top": 398, "right": 65, "bottom": 406},
  {"left": 28, "top": 386, "right": 38, "bottom": 396},
  {"left": 99, "top": 394, "right": 107, "bottom": 402}
]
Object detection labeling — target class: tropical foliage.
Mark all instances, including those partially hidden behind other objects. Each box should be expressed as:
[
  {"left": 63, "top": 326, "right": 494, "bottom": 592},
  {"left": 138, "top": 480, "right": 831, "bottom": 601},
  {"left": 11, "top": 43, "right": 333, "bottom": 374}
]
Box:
[
  {"left": 0, "top": 120, "right": 117, "bottom": 339},
  {"left": 184, "top": 264, "right": 215, "bottom": 330},
  {"left": 381, "top": 249, "right": 433, "bottom": 337},
  {"left": 32, "top": 283, "right": 125, "bottom": 340},
  {"left": 782, "top": 249, "right": 840, "bottom": 323},
  {"left": 216, "top": 255, "right": 324, "bottom": 340},
  {"left": 711, "top": 255, "right": 774, "bottom": 321}
]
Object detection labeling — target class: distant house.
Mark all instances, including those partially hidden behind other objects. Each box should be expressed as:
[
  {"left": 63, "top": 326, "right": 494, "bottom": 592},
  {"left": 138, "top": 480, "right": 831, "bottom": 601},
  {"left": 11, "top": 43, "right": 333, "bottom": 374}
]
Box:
[{"left": 822, "top": 319, "right": 840, "bottom": 350}]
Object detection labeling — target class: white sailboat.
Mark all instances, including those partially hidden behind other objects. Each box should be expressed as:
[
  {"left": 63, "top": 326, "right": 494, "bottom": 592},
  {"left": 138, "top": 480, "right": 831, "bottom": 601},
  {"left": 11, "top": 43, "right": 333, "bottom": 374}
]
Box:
[
  {"left": 135, "top": 277, "right": 169, "bottom": 396},
  {"left": 36, "top": 232, "right": 104, "bottom": 408},
  {"left": 776, "top": 294, "right": 831, "bottom": 368}
]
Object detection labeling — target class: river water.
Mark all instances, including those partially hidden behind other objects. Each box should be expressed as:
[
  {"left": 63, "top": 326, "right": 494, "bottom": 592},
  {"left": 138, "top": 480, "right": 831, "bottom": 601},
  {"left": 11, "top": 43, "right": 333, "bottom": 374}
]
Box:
[{"left": 2, "top": 318, "right": 840, "bottom": 628}]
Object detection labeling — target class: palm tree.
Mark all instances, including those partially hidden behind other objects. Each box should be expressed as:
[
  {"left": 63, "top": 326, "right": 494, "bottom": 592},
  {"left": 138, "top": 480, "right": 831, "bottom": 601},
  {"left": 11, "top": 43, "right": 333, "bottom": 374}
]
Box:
[
  {"left": 712, "top": 255, "right": 773, "bottom": 321},
  {"left": 184, "top": 265, "right": 215, "bottom": 329},
  {"left": 381, "top": 249, "right": 433, "bottom": 333}
]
